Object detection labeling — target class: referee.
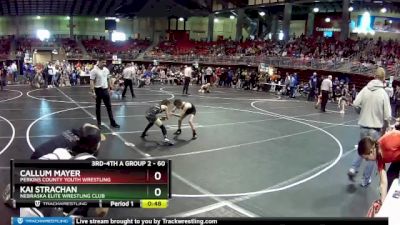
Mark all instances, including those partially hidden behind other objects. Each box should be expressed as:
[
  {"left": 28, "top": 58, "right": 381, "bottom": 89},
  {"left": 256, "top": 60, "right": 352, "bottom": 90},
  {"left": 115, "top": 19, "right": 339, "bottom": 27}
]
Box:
[
  {"left": 182, "top": 65, "right": 192, "bottom": 95},
  {"left": 320, "top": 75, "right": 333, "bottom": 112},
  {"left": 122, "top": 63, "right": 136, "bottom": 99},
  {"left": 90, "top": 59, "right": 120, "bottom": 129}
]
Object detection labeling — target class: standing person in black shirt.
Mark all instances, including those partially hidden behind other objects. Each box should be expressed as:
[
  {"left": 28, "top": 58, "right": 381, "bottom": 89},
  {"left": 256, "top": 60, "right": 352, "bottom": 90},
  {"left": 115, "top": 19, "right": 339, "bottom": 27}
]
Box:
[
  {"left": 316, "top": 75, "right": 323, "bottom": 96},
  {"left": 250, "top": 70, "right": 257, "bottom": 89},
  {"left": 0, "top": 63, "right": 6, "bottom": 91}
]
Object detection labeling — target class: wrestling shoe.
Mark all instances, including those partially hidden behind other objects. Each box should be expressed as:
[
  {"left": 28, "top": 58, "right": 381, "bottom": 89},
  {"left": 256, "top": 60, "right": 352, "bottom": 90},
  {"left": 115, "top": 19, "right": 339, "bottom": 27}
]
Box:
[
  {"left": 347, "top": 168, "right": 357, "bottom": 182},
  {"left": 164, "top": 138, "right": 174, "bottom": 145}
]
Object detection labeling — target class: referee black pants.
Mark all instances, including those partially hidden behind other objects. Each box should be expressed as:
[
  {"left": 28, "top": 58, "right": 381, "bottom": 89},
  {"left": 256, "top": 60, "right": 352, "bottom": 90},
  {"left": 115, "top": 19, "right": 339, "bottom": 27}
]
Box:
[
  {"left": 183, "top": 77, "right": 190, "bottom": 94},
  {"left": 205, "top": 76, "right": 211, "bottom": 84},
  {"left": 307, "top": 88, "right": 315, "bottom": 101},
  {"left": 95, "top": 88, "right": 116, "bottom": 126},
  {"left": 321, "top": 90, "right": 329, "bottom": 112},
  {"left": 122, "top": 79, "right": 135, "bottom": 98},
  {"left": 47, "top": 75, "right": 53, "bottom": 86}
]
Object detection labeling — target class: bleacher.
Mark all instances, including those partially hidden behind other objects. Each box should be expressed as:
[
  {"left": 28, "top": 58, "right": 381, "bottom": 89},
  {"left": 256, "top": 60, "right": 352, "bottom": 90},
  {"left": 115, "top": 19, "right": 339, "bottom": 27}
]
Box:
[
  {"left": 61, "top": 38, "right": 83, "bottom": 59},
  {"left": 146, "top": 36, "right": 360, "bottom": 59},
  {"left": 82, "top": 39, "right": 150, "bottom": 59},
  {"left": 0, "top": 37, "right": 11, "bottom": 60}
]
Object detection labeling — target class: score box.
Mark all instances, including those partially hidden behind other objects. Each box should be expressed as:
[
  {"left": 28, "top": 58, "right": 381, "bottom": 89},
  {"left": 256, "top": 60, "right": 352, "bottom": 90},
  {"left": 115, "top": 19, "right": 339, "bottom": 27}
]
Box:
[
  {"left": 140, "top": 199, "right": 169, "bottom": 209},
  {"left": 10, "top": 160, "right": 171, "bottom": 208}
]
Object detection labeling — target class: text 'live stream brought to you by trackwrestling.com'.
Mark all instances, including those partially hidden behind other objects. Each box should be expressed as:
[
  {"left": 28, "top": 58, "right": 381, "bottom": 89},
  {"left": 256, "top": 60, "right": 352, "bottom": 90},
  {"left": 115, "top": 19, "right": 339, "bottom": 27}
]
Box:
[{"left": 11, "top": 217, "right": 388, "bottom": 225}]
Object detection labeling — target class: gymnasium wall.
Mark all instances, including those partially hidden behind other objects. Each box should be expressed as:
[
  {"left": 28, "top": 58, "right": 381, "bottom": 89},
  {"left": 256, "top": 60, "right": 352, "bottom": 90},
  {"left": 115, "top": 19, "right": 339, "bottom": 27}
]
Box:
[
  {"left": 186, "top": 17, "right": 305, "bottom": 41},
  {"left": 186, "top": 16, "right": 249, "bottom": 41},
  {"left": 0, "top": 16, "right": 154, "bottom": 38},
  {"left": 289, "top": 20, "right": 306, "bottom": 37},
  {"left": 1, "top": 10, "right": 400, "bottom": 41},
  {"left": 187, "top": 17, "right": 209, "bottom": 40},
  {"left": 213, "top": 17, "right": 237, "bottom": 40},
  {"left": 0, "top": 15, "right": 305, "bottom": 42},
  {"left": 0, "top": 17, "right": 17, "bottom": 35},
  {"left": 135, "top": 17, "right": 169, "bottom": 42}
]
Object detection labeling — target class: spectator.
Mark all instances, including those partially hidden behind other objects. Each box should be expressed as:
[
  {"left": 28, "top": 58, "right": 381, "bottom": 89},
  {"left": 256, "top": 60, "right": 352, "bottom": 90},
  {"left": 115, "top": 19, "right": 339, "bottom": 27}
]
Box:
[
  {"left": 351, "top": 84, "right": 357, "bottom": 102},
  {"left": 0, "top": 64, "right": 5, "bottom": 91},
  {"left": 348, "top": 67, "right": 392, "bottom": 187},
  {"left": 384, "top": 82, "right": 394, "bottom": 100},
  {"left": 70, "top": 69, "right": 78, "bottom": 86},
  {"left": 283, "top": 73, "right": 289, "bottom": 96},
  {"left": 11, "top": 61, "right": 18, "bottom": 83},
  {"left": 289, "top": 73, "right": 298, "bottom": 98},
  {"left": 394, "top": 86, "right": 400, "bottom": 118},
  {"left": 226, "top": 69, "right": 234, "bottom": 87},
  {"left": 357, "top": 130, "right": 400, "bottom": 202},
  {"left": 338, "top": 84, "right": 351, "bottom": 114},
  {"left": 308, "top": 72, "right": 318, "bottom": 101}
]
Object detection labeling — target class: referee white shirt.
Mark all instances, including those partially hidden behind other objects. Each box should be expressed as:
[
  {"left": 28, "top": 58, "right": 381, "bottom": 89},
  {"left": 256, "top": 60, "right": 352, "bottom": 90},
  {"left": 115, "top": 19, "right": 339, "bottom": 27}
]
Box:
[
  {"left": 47, "top": 65, "right": 55, "bottom": 76},
  {"left": 184, "top": 66, "right": 192, "bottom": 78},
  {"left": 321, "top": 76, "right": 333, "bottom": 92},
  {"left": 90, "top": 65, "right": 110, "bottom": 89},
  {"left": 206, "top": 67, "right": 212, "bottom": 76},
  {"left": 122, "top": 66, "right": 133, "bottom": 80}
]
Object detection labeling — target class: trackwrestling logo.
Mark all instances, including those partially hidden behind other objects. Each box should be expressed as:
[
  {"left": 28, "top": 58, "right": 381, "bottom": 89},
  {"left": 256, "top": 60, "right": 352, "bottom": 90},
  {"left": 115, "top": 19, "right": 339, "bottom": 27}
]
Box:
[{"left": 13, "top": 217, "right": 73, "bottom": 225}]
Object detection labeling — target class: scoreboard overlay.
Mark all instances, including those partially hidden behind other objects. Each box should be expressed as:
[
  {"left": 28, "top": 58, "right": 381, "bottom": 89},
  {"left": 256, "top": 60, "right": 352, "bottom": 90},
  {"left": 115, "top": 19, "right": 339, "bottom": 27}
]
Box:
[{"left": 10, "top": 159, "right": 171, "bottom": 208}]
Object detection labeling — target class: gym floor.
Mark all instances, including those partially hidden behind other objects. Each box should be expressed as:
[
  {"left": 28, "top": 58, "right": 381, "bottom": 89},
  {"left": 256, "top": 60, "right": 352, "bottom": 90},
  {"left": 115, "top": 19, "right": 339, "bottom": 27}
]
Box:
[{"left": 0, "top": 85, "right": 380, "bottom": 223}]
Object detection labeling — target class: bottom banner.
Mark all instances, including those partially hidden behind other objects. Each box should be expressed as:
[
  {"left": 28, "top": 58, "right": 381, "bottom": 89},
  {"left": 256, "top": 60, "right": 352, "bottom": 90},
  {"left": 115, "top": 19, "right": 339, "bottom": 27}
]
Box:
[{"left": 11, "top": 217, "right": 388, "bottom": 225}]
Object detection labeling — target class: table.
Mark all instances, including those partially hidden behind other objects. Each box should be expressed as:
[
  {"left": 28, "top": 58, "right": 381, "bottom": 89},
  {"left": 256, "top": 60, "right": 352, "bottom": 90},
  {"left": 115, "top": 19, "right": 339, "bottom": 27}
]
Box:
[
  {"left": 261, "top": 83, "right": 285, "bottom": 92},
  {"left": 376, "top": 178, "right": 400, "bottom": 225},
  {"left": 79, "top": 74, "right": 90, "bottom": 85}
]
